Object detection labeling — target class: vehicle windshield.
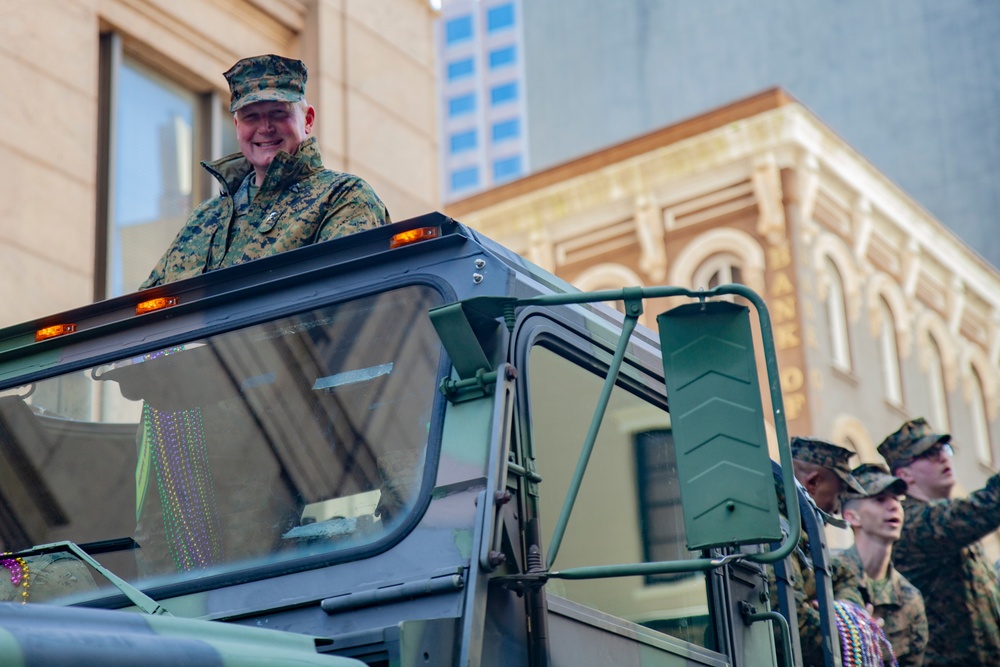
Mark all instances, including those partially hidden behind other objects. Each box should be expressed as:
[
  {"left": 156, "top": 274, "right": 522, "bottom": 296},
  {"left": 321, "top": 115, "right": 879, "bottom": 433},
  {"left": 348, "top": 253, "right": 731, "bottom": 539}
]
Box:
[{"left": 0, "top": 284, "right": 445, "bottom": 603}]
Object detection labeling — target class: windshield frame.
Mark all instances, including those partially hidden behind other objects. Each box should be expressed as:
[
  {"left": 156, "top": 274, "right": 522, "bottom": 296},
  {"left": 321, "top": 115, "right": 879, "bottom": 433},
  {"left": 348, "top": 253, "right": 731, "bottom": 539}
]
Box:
[{"left": 0, "top": 275, "right": 456, "bottom": 608}]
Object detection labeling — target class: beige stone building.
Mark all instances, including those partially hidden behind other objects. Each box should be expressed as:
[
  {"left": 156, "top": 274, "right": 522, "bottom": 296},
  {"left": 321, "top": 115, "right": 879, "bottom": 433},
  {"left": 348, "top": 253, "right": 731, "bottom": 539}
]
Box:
[
  {"left": 447, "top": 88, "right": 1000, "bottom": 557},
  {"left": 0, "top": 0, "right": 439, "bottom": 327}
]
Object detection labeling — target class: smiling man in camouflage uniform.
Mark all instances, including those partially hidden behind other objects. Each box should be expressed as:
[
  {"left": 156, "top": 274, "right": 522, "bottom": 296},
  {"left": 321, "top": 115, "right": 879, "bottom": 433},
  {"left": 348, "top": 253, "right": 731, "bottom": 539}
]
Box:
[
  {"left": 833, "top": 464, "right": 927, "bottom": 667},
  {"left": 879, "top": 417, "right": 1000, "bottom": 666},
  {"left": 141, "top": 54, "right": 389, "bottom": 288}
]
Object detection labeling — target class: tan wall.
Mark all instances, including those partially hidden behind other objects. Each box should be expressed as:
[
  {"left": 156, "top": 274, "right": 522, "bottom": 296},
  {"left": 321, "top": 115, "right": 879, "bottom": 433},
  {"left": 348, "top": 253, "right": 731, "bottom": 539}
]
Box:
[{"left": 0, "top": 0, "right": 439, "bottom": 328}]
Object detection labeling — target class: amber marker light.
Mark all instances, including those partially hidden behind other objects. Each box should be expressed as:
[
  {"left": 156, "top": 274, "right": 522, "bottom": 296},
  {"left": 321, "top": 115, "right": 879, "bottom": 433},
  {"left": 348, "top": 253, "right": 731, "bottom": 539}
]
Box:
[
  {"left": 389, "top": 227, "right": 440, "bottom": 249},
  {"left": 135, "top": 296, "right": 179, "bottom": 316},
  {"left": 35, "top": 324, "right": 77, "bottom": 342}
]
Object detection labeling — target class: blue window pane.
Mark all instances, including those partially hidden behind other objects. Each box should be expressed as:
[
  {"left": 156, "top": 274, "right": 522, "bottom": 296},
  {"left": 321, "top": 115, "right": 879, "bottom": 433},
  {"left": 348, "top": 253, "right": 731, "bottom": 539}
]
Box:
[
  {"left": 448, "top": 93, "right": 476, "bottom": 117},
  {"left": 492, "top": 119, "right": 520, "bottom": 142},
  {"left": 490, "top": 82, "right": 518, "bottom": 106},
  {"left": 114, "top": 59, "right": 197, "bottom": 297},
  {"left": 493, "top": 155, "right": 522, "bottom": 182},
  {"left": 447, "top": 58, "right": 474, "bottom": 80},
  {"left": 445, "top": 15, "right": 473, "bottom": 43},
  {"left": 487, "top": 4, "right": 515, "bottom": 32},
  {"left": 450, "top": 130, "right": 477, "bottom": 153},
  {"left": 451, "top": 166, "right": 479, "bottom": 191},
  {"left": 489, "top": 46, "right": 516, "bottom": 69}
]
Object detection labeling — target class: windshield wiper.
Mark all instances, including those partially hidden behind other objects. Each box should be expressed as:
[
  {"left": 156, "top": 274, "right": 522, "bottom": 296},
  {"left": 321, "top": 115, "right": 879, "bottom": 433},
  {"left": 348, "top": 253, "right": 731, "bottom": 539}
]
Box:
[{"left": 10, "top": 540, "right": 170, "bottom": 616}]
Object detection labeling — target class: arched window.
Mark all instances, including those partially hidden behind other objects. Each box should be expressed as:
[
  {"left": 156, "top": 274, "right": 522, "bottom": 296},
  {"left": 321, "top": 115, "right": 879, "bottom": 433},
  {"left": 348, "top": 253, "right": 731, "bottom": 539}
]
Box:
[
  {"left": 927, "top": 334, "right": 950, "bottom": 432},
  {"left": 970, "top": 366, "right": 993, "bottom": 466},
  {"left": 878, "top": 298, "right": 903, "bottom": 405},
  {"left": 830, "top": 414, "right": 876, "bottom": 463},
  {"left": 824, "top": 258, "right": 851, "bottom": 371},
  {"left": 691, "top": 253, "right": 744, "bottom": 290},
  {"left": 667, "top": 228, "right": 765, "bottom": 295}
]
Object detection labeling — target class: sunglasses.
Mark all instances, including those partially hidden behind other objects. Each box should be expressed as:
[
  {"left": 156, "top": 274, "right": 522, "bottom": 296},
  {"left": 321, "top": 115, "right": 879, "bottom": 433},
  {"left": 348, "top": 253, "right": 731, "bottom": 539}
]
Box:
[{"left": 914, "top": 442, "right": 954, "bottom": 461}]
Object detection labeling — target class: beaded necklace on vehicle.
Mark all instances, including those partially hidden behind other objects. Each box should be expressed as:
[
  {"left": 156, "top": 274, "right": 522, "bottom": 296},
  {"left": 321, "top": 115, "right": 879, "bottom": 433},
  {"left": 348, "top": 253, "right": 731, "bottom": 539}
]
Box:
[
  {"left": 835, "top": 600, "right": 897, "bottom": 667},
  {"left": 143, "top": 404, "right": 225, "bottom": 572},
  {"left": 0, "top": 554, "right": 29, "bottom": 603}
]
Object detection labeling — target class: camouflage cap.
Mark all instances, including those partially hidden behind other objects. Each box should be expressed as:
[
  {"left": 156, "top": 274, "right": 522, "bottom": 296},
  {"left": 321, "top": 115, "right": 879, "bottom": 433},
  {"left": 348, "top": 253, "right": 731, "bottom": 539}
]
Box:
[
  {"left": 876, "top": 417, "right": 951, "bottom": 471},
  {"left": 841, "top": 463, "right": 907, "bottom": 501},
  {"left": 224, "top": 54, "right": 308, "bottom": 113},
  {"left": 791, "top": 436, "right": 865, "bottom": 494}
]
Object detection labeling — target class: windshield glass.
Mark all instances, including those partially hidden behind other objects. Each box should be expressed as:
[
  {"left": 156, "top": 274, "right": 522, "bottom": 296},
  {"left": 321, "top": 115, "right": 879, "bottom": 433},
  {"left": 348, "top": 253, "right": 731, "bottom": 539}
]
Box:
[{"left": 0, "top": 284, "right": 445, "bottom": 603}]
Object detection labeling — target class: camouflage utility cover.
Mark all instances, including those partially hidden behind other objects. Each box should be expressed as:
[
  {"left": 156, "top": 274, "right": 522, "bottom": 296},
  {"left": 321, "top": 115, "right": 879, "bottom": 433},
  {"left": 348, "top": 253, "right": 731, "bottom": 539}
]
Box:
[
  {"left": 224, "top": 54, "right": 307, "bottom": 113},
  {"left": 894, "top": 476, "right": 1000, "bottom": 666},
  {"left": 841, "top": 463, "right": 907, "bottom": 502},
  {"left": 140, "top": 137, "right": 389, "bottom": 288},
  {"left": 877, "top": 417, "right": 951, "bottom": 471},
  {"left": 792, "top": 436, "right": 865, "bottom": 495},
  {"left": 832, "top": 545, "right": 927, "bottom": 667}
]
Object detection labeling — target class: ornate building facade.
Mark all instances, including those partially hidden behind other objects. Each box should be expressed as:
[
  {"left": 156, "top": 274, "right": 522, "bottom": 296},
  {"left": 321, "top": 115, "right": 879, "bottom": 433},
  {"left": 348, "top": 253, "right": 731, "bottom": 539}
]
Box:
[{"left": 447, "top": 88, "right": 1000, "bottom": 556}]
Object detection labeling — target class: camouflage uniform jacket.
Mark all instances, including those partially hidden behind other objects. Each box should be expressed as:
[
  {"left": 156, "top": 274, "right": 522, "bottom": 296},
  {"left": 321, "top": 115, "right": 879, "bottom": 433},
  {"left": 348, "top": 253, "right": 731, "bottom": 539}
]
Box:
[
  {"left": 832, "top": 545, "right": 928, "bottom": 667},
  {"left": 771, "top": 484, "right": 865, "bottom": 667},
  {"left": 893, "top": 479, "right": 1000, "bottom": 667},
  {"left": 140, "top": 137, "right": 389, "bottom": 288}
]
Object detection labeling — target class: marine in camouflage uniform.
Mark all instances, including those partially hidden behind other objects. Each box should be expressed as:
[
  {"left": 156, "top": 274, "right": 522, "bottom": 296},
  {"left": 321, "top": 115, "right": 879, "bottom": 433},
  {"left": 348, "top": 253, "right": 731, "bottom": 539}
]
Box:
[
  {"left": 832, "top": 464, "right": 928, "bottom": 667},
  {"left": 134, "top": 56, "right": 388, "bottom": 574},
  {"left": 771, "top": 436, "right": 867, "bottom": 667},
  {"left": 141, "top": 54, "right": 388, "bottom": 288},
  {"left": 879, "top": 418, "right": 1000, "bottom": 667}
]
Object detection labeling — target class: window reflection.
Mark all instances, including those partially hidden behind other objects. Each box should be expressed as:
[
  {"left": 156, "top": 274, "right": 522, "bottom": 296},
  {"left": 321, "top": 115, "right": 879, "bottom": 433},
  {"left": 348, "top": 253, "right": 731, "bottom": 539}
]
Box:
[
  {"left": 111, "top": 58, "right": 198, "bottom": 297},
  {"left": 528, "top": 345, "right": 711, "bottom": 649},
  {"left": 926, "top": 334, "right": 950, "bottom": 432},
  {"left": 824, "top": 258, "right": 852, "bottom": 371},
  {"left": 0, "top": 285, "right": 444, "bottom": 597},
  {"left": 970, "top": 367, "right": 992, "bottom": 465},
  {"left": 878, "top": 298, "right": 902, "bottom": 404}
]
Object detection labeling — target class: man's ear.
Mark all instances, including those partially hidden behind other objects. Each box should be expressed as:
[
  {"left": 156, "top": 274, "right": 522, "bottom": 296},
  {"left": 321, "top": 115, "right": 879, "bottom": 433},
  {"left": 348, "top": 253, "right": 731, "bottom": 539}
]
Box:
[
  {"left": 303, "top": 105, "right": 316, "bottom": 135},
  {"left": 894, "top": 466, "right": 914, "bottom": 486},
  {"left": 802, "top": 470, "right": 822, "bottom": 496},
  {"left": 842, "top": 505, "right": 862, "bottom": 530}
]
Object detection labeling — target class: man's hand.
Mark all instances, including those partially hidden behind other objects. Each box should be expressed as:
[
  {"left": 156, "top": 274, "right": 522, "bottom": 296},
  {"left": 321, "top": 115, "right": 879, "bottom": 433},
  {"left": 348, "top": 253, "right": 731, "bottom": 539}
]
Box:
[{"left": 865, "top": 602, "right": 885, "bottom": 628}]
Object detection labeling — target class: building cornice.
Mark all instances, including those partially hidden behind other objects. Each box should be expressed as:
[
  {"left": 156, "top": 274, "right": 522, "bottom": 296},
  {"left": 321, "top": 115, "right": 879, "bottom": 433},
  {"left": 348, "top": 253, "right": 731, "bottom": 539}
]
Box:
[
  {"left": 446, "top": 87, "right": 796, "bottom": 217},
  {"left": 449, "top": 97, "right": 1000, "bottom": 326}
]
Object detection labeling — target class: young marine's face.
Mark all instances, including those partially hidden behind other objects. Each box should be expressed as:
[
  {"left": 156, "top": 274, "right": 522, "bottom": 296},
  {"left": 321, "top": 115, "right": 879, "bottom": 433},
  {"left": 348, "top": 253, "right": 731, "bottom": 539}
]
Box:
[
  {"left": 897, "top": 443, "right": 955, "bottom": 500},
  {"left": 847, "top": 492, "right": 905, "bottom": 542},
  {"left": 234, "top": 100, "right": 315, "bottom": 180}
]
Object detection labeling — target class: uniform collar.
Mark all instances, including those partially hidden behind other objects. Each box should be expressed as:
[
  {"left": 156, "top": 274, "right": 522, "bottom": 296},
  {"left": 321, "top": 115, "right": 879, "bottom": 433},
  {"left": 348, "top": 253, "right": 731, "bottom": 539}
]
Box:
[{"left": 203, "top": 136, "right": 324, "bottom": 196}]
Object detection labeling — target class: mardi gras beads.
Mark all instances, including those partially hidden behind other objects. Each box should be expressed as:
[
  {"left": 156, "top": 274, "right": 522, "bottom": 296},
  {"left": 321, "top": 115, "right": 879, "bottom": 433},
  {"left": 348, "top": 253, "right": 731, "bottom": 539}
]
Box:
[{"left": 1, "top": 554, "right": 30, "bottom": 603}]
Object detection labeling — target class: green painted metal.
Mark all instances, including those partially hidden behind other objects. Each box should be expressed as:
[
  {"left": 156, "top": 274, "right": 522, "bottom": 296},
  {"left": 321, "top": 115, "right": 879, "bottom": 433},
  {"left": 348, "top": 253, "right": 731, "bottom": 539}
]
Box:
[
  {"left": 657, "top": 300, "right": 782, "bottom": 550},
  {"left": 455, "top": 282, "right": 800, "bottom": 580},
  {"left": 545, "top": 290, "right": 643, "bottom": 569},
  {"left": 438, "top": 369, "right": 499, "bottom": 402},
  {"left": 0, "top": 602, "right": 366, "bottom": 666},
  {"left": 745, "top": 608, "right": 793, "bottom": 667},
  {"left": 549, "top": 553, "right": 741, "bottom": 580},
  {"left": 428, "top": 302, "right": 495, "bottom": 380},
  {"left": 430, "top": 301, "right": 506, "bottom": 402}
]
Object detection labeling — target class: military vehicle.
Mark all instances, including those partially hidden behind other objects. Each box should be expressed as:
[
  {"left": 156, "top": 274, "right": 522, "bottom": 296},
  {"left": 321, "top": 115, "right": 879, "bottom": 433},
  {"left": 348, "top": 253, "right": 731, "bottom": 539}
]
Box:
[{"left": 0, "top": 214, "right": 844, "bottom": 665}]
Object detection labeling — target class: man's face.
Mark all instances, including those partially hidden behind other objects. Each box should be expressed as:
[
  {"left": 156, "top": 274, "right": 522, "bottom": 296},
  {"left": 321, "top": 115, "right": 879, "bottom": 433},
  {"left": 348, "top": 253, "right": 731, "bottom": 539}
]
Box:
[
  {"left": 896, "top": 442, "right": 955, "bottom": 500},
  {"left": 809, "top": 468, "right": 845, "bottom": 514},
  {"left": 845, "top": 492, "right": 904, "bottom": 542},
  {"left": 234, "top": 100, "right": 315, "bottom": 178}
]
